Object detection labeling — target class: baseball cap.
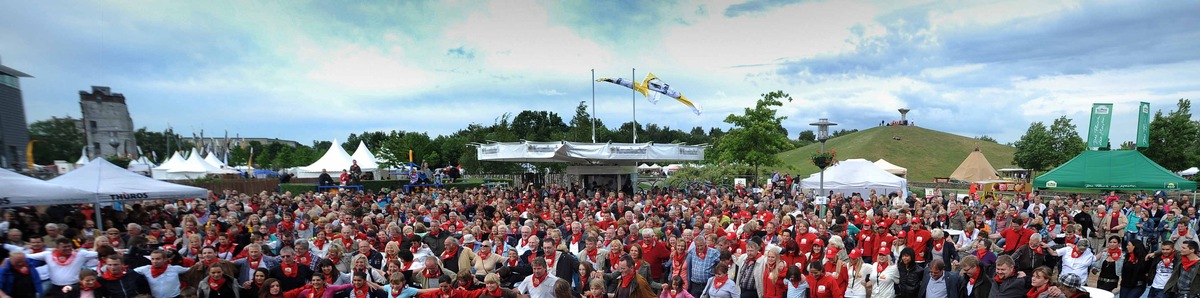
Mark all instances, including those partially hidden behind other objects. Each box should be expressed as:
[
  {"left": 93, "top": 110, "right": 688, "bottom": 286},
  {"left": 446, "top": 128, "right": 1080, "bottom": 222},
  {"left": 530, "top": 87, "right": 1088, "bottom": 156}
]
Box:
[
  {"left": 878, "top": 246, "right": 891, "bottom": 256},
  {"left": 825, "top": 247, "right": 839, "bottom": 259},
  {"left": 848, "top": 248, "right": 862, "bottom": 259}
]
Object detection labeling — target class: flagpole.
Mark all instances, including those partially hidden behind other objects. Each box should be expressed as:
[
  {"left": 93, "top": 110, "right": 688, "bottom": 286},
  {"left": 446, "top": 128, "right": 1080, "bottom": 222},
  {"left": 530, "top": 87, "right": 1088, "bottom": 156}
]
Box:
[
  {"left": 591, "top": 69, "right": 596, "bottom": 143},
  {"left": 632, "top": 67, "right": 637, "bottom": 143}
]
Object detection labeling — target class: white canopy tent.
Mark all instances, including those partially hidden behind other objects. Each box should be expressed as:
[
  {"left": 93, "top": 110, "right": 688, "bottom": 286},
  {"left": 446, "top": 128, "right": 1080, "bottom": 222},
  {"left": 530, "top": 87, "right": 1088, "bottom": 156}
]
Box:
[
  {"left": 74, "top": 147, "right": 88, "bottom": 168},
  {"left": 350, "top": 141, "right": 380, "bottom": 172},
  {"left": 1179, "top": 167, "right": 1199, "bottom": 176},
  {"left": 166, "top": 149, "right": 224, "bottom": 179},
  {"left": 874, "top": 159, "right": 908, "bottom": 177},
  {"left": 151, "top": 151, "right": 187, "bottom": 179},
  {"left": 0, "top": 169, "right": 96, "bottom": 207},
  {"left": 297, "top": 139, "right": 355, "bottom": 178},
  {"left": 127, "top": 156, "right": 154, "bottom": 174},
  {"left": 801, "top": 158, "right": 908, "bottom": 197},
  {"left": 475, "top": 141, "right": 705, "bottom": 163},
  {"left": 203, "top": 151, "right": 228, "bottom": 169},
  {"left": 49, "top": 158, "right": 209, "bottom": 229}
]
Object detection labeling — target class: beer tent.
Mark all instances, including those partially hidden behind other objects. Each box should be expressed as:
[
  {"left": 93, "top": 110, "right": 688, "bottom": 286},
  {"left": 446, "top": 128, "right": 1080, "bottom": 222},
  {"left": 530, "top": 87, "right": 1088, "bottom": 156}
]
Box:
[
  {"left": 1034, "top": 150, "right": 1197, "bottom": 190},
  {"left": 0, "top": 169, "right": 95, "bottom": 207}
]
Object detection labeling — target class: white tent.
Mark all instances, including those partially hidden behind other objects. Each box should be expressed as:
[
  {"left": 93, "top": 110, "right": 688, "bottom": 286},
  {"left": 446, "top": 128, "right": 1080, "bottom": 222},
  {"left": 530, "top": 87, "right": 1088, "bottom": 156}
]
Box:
[
  {"left": 874, "top": 159, "right": 908, "bottom": 177},
  {"left": 127, "top": 156, "right": 153, "bottom": 174},
  {"left": 151, "top": 152, "right": 187, "bottom": 179},
  {"left": 0, "top": 169, "right": 96, "bottom": 207},
  {"left": 801, "top": 159, "right": 908, "bottom": 197},
  {"left": 637, "top": 164, "right": 651, "bottom": 169},
  {"left": 166, "top": 149, "right": 223, "bottom": 179},
  {"left": 1179, "top": 167, "right": 1199, "bottom": 176},
  {"left": 297, "top": 139, "right": 355, "bottom": 178},
  {"left": 350, "top": 141, "right": 380, "bottom": 172},
  {"left": 49, "top": 158, "right": 209, "bottom": 229},
  {"left": 203, "top": 151, "right": 228, "bottom": 169}
]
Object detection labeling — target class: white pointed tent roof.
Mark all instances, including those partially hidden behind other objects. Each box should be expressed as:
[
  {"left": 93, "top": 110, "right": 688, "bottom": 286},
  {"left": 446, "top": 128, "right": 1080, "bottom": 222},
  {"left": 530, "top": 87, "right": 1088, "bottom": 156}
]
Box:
[
  {"left": 169, "top": 149, "right": 223, "bottom": 174},
  {"left": 155, "top": 152, "right": 186, "bottom": 170},
  {"left": 874, "top": 159, "right": 908, "bottom": 176},
  {"left": 298, "top": 139, "right": 355, "bottom": 178},
  {"left": 49, "top": 158, "right": 208, "bottom": 202},
  {"left": 637, "top": 164, "right": 651, "bottom": 169},
  {"left": 950, "top": 149, "right": 1000, "bottom": 183},
  {"left": 203, "top": 151, "right": 227, "bottom": 168},
  {"left": 0, "top": 169, "right": 96, "bottom": 207},
  {"left": 350, "top": 141, "right": 380, "bottom": 171},
  {"left": 1180, "top": 167, "right": 1199, "bottom": 176}
]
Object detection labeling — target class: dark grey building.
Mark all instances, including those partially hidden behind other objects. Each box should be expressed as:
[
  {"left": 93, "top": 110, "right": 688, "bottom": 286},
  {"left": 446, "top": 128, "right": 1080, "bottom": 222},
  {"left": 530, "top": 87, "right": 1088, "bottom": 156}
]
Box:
[
  {"left": 0, "top": 61, "right": 32, "bottom": 169},
  {"left": 79, "top": 86, "right": 136, "bottom": 159}
]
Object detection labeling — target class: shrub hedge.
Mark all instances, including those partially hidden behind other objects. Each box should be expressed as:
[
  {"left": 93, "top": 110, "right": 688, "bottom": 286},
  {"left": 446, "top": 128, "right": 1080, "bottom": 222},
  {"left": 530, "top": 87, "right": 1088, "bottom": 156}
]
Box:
[{"left": 278, "top": 178, "right": 513, "bottom": 194}]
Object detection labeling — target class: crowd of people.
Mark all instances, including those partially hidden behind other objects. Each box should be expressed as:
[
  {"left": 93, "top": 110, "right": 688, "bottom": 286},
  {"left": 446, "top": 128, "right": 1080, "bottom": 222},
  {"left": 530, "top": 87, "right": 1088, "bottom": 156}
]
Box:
[{"left": 0, "top": 179, "right": 1196, "bottom": 298}]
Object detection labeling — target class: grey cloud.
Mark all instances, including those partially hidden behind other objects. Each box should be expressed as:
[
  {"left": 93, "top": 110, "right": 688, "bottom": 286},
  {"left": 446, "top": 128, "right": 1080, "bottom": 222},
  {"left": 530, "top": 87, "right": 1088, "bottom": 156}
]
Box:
[{"left": 724, "top": 0, "right": 808, "bottom": 18}]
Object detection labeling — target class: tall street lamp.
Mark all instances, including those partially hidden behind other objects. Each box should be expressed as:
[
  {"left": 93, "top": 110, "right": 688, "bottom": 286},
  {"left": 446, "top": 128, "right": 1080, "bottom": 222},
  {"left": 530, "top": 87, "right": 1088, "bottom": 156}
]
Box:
[{"left": 810, "top": 118, "right": 837, "bottom": 217}]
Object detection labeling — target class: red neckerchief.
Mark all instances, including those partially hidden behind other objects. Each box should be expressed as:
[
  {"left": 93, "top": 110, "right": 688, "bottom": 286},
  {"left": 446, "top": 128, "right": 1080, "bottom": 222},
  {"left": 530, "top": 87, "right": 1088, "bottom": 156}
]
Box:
[
  {"left": 313, "top": 237, "right": 327, "bottom": 249},
  {"left": 328, "top": 255, "right": 341, "bottom": 266},
  {"left": 545, "top": 251, "right": 557, "bottom": 268},
  {"left": 249, "top": 257, "right": 261, "bottom": 269},
  {"left": 478, "top": 249, "right": 491, "bottom": 260},
  {"left": 309, "top": 285, "right": 325, "bottom": 298},
  {"left": 712, "top": 275, "right": 728, "bottom": 289},
  {"left": 933, "top": 241, "right": 944, "bottom": 251},
  {"left": 208, "top": 276, "right": 226, "bottom": 292},
  {"left": 1108, "top": 248, "right": 1122, "bottom": 261},
  {"left": 619, "top": 272, "right": 636, "bottom": 288},
  {"left": 298, "top": 253, "right": 312, "bottom": 266},
  {"left": 975, "top": 249, "right": 987, "bottom": 260},
  {"left": 586, "top": 248, "right": 600, "bottom": 263},
  {"left": 695, "top": 247, "right": 707, "bottom": 259},
  {"left": 995, "top": 273, "right": 1007, "bottom": 283},
  {"left": 219, "top": 243, "right": 235, "bottom": 255},
  {"left": 1163, "top": 252, "right": 1176, "bottom": 268},
  {"left": 102, "top": 266, "right": 127, "bottom": 280},
  {"left": 203, "top": 258, "right": 219, "bottom": 266},
  {"left": 1181, "top": 227, "right": 1190, "bottom": 236},
  {"left": 486, "top": 288, "right": 504, "bottom": 297},
  {"left": 571, "top": 233, "right": 583, "bottom": 245},
  {"left": 52, "top": 250, "right": 76, "bottom": 266},
  {"left": 1183, "top": 256, "right": 1200, "bottom": 272},
  {"left": 110, "top": 238, "right": 121, "bottom": 247},
  {"left": 609, "top": 252, "right": 623, "bottom": 272},
  {"left": 507, "top": 258, "right": 518, "bottom": 267},
  {"left": 968, "top": 268, "right": 981, "bottom": 285},
  {"left": 1071, "top": 248, "right": 1084, "bottom": 259},
  {"left": 391, "top": 287, "right": 403, "bottom": 297},
  {"left": 876, "top": 261, "right": 888, "bottom": 275},
  {"left": 11, "top": 262, "right": 28, "bottom": 275},
  {"left": 1027, "top": 285, "right": 1049, "bottom": 298},
  {"left": 423, "top": 267, "right": 442, "bottom": 278},
  {"left": 441, "top": 246, "right": 459, "bottom": 261},
  {"left": 1031, "top": 244, "right": 1043, "bottom": 254},
  {"left": 204, "top": 236, "right": 217, "bottom": 247},
  {"left": 81, "top": 282, "right": 101, "bottom": 291},
  {"left": 354, "top": 284, "right": 370, "bottom": 297},
  {"left": 531, "top": 273, "right": 548, "bottom": 288},
  {"left": 151, "top": 265, "right": 167, "bottom": 278},
  {"left": 282, "top": 262, "right": 298, "bottom": 277}
]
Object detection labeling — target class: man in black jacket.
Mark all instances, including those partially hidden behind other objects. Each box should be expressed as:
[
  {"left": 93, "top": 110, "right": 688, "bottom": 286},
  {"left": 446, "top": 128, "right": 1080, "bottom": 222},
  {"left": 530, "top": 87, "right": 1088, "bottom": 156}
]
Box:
[
  {"left": 989, "top": 255, "right": 1064, "bottom": 298},
  {"left": 959, "top": 255, "right": 992, "bottom": 298},
  {"left": 1010, "top": 234, "right": 1049, "bottom": 276},
  {"left": 97, "top": 254, "right": 150, "bottom": 298},
  {"left": 918, "top": 259, "right": 966, "bottom": 298},
  {"left": 269, "top": 247, "right": 314, "bottom": 292}
]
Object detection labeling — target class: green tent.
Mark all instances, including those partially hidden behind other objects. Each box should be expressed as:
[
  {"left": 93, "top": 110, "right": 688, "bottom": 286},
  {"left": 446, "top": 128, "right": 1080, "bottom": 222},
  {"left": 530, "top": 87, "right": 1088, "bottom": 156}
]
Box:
[{"left": 1034, "top": 150, "right": 1197, "bottom": 190}]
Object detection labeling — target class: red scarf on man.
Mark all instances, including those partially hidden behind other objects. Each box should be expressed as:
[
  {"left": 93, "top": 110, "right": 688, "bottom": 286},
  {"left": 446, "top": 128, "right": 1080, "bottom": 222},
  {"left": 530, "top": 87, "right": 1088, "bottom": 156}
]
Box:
[
  {"left": 531, "top": 273, "right": 548, "bottom": 288},
  {"left": 150, "top": 265, "right": 167, "bottom": 278},
  {"left": 423, "top": 267, "right": 442, "bottom": 278},
  {"left": 298, "top": 253, "right": 312, "bottom": 266},
  {"left": 441, "top": 246, "right": 459, "bottom": 261},
  {"left": 1181, "top": 227, "right": 1190, "bottom": 237},
  {"left": 102, "top": 266, "right": 126, "bottom": 280},
  {"left": 11, "top": 262, "right": 28, "bottom": 275},
  {"left": 1163, "top": 253, "right": 1176, "bottom": 268},
  {"left": 52, "top": 250, "right": 76, "bottom": 266},
  {"left": 208, "top": 276, "right": 226, "bottom": 292},
  {"left": 281, "top": 262, "right": 298, "bottom": 277},
  {"left": 968, "top": 268, "right": 981, "bottom": 286},
  {"left": 1071, "top": 248, "right": 1084, "bottom": 259},
  {"left": 619, "top": 273, "right": 636, "bottom": 288},
  {"left": 1183, "top": 256, "right": 1200, "bottom": 272}
]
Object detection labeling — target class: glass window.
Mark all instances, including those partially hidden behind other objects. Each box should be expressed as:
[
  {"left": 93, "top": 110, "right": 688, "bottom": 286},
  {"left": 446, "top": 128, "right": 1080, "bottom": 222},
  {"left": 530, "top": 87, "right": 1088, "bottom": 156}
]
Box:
[{"left": 0, "top": 74, "right": 17, "bottom": 89}]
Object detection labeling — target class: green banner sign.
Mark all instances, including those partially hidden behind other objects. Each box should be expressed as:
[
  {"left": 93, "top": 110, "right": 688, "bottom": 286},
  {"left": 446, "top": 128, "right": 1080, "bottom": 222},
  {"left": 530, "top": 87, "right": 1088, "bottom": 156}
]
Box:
[
  {"left": 1087, "top": 103, "right": 1113, "bottom": 148},
  {"left": 1137, "top": 102, "right": 1151, "bottom": 148}
]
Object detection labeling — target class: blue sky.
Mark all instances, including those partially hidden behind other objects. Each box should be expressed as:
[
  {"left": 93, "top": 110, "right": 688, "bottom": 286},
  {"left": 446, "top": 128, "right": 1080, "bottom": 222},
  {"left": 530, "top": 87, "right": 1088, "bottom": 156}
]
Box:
[{"left": 2, "top": 0, "right": 1198, "bottom": 146}]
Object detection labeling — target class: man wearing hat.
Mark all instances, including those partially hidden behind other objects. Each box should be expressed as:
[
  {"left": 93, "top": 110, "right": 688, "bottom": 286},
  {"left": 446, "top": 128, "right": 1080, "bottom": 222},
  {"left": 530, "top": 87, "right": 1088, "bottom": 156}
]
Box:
[
  {"left": 1057, "top": 273, "right": 1091, "bottom": 298},
  {"left": 858, "top": 220, "right": 878, "bottom": 264},
  {"left": 909, "top": 218, "right": 932, "bottom": 267}
]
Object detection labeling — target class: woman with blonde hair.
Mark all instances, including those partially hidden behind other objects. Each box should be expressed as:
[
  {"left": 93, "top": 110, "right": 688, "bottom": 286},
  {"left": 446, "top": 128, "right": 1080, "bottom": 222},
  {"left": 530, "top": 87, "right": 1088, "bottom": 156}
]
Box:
[
  {"left": 473, "top": 240, "right": 506, "bottom": 276},
  {"left": 1028, "top": 266, "right": 1066, "bottom": 298},
  {"left": 349, "top": 254, "right": 388, "bottom": 284},
  {"left": 479, "top": 273, "right": 519, "bottom": 298}
]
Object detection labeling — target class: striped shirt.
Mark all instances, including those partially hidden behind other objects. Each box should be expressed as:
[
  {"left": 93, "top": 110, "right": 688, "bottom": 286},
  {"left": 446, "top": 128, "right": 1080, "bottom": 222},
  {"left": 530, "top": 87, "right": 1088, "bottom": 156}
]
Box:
[{"left": 686, "top": 247, "right": 720, "bottom": 284}]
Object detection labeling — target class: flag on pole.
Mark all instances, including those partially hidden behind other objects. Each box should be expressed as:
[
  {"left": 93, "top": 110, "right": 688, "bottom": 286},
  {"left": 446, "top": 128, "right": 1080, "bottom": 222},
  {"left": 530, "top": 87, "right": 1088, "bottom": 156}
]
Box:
[
  {"left": 1087, "top": 103, "right": 1113, "bottom": 148},
  {"left": 1136, "top": 102, "right": 1151, "bottom": 148},
  {"left": 642, "top": 73, "right": 702, "bottom": 115},
  {"left": 596, "top": 77, "right": 651, "bottom": 101}
]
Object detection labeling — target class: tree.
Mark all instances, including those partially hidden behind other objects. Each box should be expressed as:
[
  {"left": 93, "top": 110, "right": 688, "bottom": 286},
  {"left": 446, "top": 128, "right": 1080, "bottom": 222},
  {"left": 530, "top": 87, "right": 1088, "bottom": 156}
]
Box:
[
  {"left": 1012, "top": 122, "right": 1055, "bottom": 171},
  {"left": 976, "top": 135, "right": 998, "bottom": 143},
  {"left": 798, "top": 130, "right": 816, "bottom": 143},
  {"left": 1047, "top": 116, "right": 1086, "bottom": 166},
  {"left": 1119, "top": 141, "right": 1136, "bottom": 150},
  {"left": 28, "top": 117, "right": 85, "bottom": 165},
  {"left": 134, "top": 127, "right": 189, "bottom": 162},
  {"left": 1141, "top": 99, "right": 1200, "bottom": 171},
  {"left": 713, "top": 91, "right": 795, "bottom": 184},
  {"left": 511, "top": 110, "right": 567, "bottom": 141}
]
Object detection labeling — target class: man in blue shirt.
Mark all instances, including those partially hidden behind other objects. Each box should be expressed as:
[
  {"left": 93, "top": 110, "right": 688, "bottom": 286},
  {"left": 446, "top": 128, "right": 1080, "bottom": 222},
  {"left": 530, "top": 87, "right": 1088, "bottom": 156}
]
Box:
[{"left": 686, "top": 235, "right": 720, "bottom": 298}]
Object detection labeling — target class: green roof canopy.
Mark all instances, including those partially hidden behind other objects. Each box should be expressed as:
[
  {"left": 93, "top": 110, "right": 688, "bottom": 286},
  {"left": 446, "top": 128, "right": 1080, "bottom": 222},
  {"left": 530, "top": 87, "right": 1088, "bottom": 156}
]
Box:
[{"left": 1034, "top": 150, "right": 1197, "bottom": 191}]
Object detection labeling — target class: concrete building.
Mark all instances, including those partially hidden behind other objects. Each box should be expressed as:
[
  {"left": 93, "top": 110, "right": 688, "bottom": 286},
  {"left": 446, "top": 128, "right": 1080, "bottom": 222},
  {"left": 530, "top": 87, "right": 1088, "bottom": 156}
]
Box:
[
  {"left": 79, "top": 86, "right": 137, "bottom": 159},
  {"left": 0, "top": 60, "right": 32, "bottom": 169}
]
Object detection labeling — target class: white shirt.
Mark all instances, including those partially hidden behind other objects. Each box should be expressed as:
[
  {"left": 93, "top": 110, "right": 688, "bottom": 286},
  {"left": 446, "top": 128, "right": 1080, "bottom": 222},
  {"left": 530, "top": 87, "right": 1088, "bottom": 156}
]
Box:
[
  {"left": 517, "top": 274, "right": 560, "bottom": 298},
  {"left": 845, "top": 263, "right": 875, "bottom": 298},
  {"left": 1152, "top": 257, "right": 1174, "bottom": 289},
  {"left": 1055, "top": 247, "right": 1095, "bottom": 280},
  {"left": 26, "top": 249, "right": 99, "bottom": 286},
  {"left": 925, "top": 274, "right": 947, "bottom": 298},
  {"left": 22, "top": 248, "right": 50, "bottom": 281},
  {"left": 133, "top": 265, "right": 189, "bottom": 298},
  {"left": 871, "top": 263, "right": 898, "bottom": 298}
]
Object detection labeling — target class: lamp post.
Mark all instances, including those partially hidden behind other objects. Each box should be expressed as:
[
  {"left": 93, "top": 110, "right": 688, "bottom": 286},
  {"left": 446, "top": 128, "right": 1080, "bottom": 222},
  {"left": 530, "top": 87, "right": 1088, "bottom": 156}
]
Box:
[{"left": 810, "top": 118, "right": 837, "bottom": 217}]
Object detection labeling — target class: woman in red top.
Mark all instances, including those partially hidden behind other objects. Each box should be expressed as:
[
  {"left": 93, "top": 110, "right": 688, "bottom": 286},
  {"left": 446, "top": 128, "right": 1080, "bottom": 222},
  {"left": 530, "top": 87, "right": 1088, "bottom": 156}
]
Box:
[{"left": 762, "top": 250, "right": 788, "bottom": 298}]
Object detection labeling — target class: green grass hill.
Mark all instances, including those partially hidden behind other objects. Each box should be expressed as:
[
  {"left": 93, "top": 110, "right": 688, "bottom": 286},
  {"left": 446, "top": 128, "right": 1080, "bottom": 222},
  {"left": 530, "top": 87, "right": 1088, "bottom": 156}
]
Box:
[{"left": 770, "top": 125, "right": 1016, "bottom": 182}]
